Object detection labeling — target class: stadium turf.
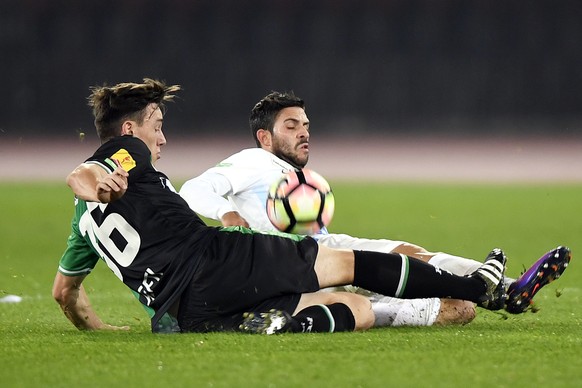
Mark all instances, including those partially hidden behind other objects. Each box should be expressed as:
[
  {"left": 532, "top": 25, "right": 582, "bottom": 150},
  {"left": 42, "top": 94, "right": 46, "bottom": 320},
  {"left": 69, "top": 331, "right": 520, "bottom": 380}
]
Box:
[{"left": 1, "top": 182, "right": 581, "bottom": 387}]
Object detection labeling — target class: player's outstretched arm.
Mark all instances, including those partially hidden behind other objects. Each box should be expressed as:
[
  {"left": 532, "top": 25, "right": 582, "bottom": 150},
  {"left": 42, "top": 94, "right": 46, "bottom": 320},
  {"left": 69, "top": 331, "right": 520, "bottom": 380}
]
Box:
[
  {"left": 180, "top": 172, "right": 236, "bottom": 221},
  {"left": 52, "top": 272, "right": 130, "bottom": 331},
  {"left": 66, "top": 163, "right": 128, "bottom": 203}
]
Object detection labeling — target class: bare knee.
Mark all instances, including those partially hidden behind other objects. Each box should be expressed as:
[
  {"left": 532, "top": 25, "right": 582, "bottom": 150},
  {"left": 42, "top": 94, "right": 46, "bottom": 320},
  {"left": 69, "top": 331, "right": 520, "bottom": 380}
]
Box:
[
  {"left": 392, "top": 243, "right": 435, "bottom": 262},
  {"left": 434, "top": 299, "right": 476, "bottom": 326},
  {"left": 346, "top": 293, "right": 375, "bottom": 330}
]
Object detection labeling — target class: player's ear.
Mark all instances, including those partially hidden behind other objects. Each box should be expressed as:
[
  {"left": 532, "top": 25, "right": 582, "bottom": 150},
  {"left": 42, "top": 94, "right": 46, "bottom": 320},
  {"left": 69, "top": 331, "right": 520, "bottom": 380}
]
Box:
[
  {"left": 121, "top": 121, "right": 134, "bottom": 136},
  {"left": 257, "top": 129, "right": 271, "bottom": 148}
]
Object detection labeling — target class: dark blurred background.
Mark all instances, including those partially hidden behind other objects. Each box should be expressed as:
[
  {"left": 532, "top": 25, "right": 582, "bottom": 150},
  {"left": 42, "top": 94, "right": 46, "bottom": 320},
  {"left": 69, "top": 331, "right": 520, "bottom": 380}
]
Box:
[{"left": 1, "top": 0, "right": 581, "bottom": 140}]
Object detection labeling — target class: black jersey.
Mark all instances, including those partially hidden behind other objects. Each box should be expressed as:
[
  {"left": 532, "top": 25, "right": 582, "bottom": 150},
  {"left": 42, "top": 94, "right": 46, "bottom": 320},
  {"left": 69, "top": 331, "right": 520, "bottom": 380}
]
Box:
[{"left": 59, "top": 135, "right": 218, "bottom": 330}]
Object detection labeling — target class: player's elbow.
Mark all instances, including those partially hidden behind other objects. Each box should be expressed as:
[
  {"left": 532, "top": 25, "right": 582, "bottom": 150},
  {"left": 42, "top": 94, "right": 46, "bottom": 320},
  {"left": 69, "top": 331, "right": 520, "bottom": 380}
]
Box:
[
  {"left": 66, "top": 163, "right": 103, "bottom": 201},
  {"left": 179, "top": 179, "right": 206, "bottom": 200},
  {"left": 65, "top": 169, "right": 84, "bottom": 194}
]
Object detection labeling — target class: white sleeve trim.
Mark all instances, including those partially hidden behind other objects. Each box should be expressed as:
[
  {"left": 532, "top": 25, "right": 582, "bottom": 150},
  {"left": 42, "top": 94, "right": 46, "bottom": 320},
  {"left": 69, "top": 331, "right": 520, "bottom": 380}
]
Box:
[{"left": 58, "top": 265, "right": 93, "bottom": 276}]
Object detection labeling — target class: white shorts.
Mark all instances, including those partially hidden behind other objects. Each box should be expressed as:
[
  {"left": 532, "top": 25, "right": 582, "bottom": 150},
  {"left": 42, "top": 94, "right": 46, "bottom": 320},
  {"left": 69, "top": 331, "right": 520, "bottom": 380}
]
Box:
[{"left": 314, "top": 233, "right": 404, "bottom": 253}]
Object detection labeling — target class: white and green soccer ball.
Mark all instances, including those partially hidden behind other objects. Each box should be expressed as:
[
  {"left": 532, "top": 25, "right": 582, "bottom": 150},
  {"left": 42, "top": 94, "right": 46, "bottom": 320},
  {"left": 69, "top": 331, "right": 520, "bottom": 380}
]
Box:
[{"left": 266, "top": 168, "right": 335, "bottom": 235}]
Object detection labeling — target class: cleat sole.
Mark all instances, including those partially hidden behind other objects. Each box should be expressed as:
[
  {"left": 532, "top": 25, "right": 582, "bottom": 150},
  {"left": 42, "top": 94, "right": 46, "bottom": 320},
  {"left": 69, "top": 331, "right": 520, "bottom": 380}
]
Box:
[{"left": 506, "top": 246, "right": 571, "bottom": 314}]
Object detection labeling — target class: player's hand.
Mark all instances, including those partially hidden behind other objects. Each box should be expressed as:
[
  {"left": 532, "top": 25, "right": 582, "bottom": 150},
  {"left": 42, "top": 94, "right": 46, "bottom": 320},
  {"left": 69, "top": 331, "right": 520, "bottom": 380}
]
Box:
[
  {"left": 96, "top": 166, "right": 128, "bottom": 203},
  {"left": 221, "top": 211, "right": 250, "bottom": 228},
  {"left": 99, "top": 323, "right": 130, "bottom": 331}
]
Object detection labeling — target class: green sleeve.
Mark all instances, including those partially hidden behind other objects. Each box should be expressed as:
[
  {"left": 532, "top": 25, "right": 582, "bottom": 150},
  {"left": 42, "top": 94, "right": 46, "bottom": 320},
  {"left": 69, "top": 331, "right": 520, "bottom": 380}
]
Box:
[{"left": 58, "top": 206, "right": 100, "bottom": 276}]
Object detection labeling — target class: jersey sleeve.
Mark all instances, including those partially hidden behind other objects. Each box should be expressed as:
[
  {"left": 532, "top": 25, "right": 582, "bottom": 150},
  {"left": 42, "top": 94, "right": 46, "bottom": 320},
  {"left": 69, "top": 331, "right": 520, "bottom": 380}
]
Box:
[
  {"left": 58, "top": 213, "right": 100, "bottom": 276},
  {"left": 180, "top": 149, "right": 268, "bottom": 220},
  {"left": 85, "top": 136, "right": 151, "bottom": 181},
  {"left": 208, "top": 149, "right": 272, "bottom": 194},
  {"left": 180, "top": 171, "right": 235, "bottom": 220},
  {"left": 180, "top": 148, "right": 295, "bottom": 231}
]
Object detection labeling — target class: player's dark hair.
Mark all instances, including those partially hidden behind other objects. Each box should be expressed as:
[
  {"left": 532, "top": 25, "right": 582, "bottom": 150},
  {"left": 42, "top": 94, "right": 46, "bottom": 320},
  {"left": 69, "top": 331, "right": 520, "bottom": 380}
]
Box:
[
  {"left": 88, "top": 78, "right": 181, "bottom": 143},
  {"left": 249, "top": 91, "right": 305, "bottom": 147}
]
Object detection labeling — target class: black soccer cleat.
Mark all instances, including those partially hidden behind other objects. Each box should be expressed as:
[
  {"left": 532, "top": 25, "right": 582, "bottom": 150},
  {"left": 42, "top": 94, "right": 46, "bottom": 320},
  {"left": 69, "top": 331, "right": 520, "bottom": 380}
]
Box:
[
  {"left": 470, "top": 248, "right": 507, "bottom": 310},
  {"left": 505, "top": 246, "right": 571, "bottom": 314},
  {"left": 239, "top": 309, "right": 293, "bottom": 335}
]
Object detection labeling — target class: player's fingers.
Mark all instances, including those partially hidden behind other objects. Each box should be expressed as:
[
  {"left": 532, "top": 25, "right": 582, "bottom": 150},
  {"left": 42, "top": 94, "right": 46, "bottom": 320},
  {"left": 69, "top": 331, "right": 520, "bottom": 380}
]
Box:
[
  {"left": 113, "top": 160, "right": 129, "bottom": 177},
  {"left": 97, "top": 177, "right": 123, "bottom": 192},
  {"left": 114, "top": 167, "right": 129, "bottom": 178},
  {"left": 102, "top": 324, "right": 130, "bottom": 331},
  {"left": 110, "top": 174, "right": 127, "bottom": 190},
  {"left": 96, "top": 181, "right": 113, "bottom": 193}
]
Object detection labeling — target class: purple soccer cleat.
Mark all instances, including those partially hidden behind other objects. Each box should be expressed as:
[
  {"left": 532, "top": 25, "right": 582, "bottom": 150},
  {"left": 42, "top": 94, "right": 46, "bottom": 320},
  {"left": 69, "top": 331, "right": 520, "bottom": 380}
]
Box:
[{"left": 505, "top": 246, "right": 571, "bottom": 314}]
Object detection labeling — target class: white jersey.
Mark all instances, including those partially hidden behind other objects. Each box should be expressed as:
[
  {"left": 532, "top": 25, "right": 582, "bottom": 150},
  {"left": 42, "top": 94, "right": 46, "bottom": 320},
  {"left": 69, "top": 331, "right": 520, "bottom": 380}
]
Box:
[
  {"left": 180, "top": 147, "right": 403, "bottom": 252},
  {"left": 180, "top": 148, "right": 292, "bottom": 232}
]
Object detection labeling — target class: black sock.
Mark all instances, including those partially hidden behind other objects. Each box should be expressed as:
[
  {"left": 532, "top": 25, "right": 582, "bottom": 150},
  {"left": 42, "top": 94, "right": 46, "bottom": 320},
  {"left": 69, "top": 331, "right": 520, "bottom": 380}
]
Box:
[
  {"left": 353, "top": 250, "right": 485, "bottom": 302},
  {"left": 289, "top": 303, "right": 356, "bottom": 333}
]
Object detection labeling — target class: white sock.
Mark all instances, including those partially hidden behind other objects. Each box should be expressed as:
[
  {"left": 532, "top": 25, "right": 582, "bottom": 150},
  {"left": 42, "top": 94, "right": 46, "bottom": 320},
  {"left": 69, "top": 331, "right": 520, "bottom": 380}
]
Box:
[
  {"left": 428, "top": 253, "right": 482, "bottom": 276},
  {"left": 370, "top": 295, "right": 441, "bottom": 327},
  {"left": 428, "top": 252, "right": 516, "bottom": 287}
]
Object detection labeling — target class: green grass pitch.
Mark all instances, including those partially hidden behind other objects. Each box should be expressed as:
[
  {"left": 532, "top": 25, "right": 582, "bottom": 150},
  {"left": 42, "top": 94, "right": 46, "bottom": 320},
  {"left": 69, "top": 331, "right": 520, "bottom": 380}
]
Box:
[{"left": 1, "top": 181, "right": 581, "bottom": 387}]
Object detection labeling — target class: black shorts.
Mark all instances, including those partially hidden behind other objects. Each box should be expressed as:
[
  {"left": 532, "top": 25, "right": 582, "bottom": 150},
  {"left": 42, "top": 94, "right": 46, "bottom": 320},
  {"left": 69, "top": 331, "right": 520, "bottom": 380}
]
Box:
[{"left": 177, "top": 227, "right": 320, "bottom": 332}]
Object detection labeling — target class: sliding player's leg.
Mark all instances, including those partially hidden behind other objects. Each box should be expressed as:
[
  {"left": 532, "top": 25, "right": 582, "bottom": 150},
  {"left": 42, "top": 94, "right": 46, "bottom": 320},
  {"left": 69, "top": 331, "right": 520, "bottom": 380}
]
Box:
[
  {"left": 313, "top": 244, "right": 506, "bottom": 310},
  {"left": 369, "top": 295, "right": 475, "bottom": 327},
  {"left": 316, "top": 234, "right": 480, "bottom": 325},
  {"left": 240, "top": 291, "right": 373, "bottom": 334},
  {"left": 315, "top": 234, "right": 484, "bottom": 276}
]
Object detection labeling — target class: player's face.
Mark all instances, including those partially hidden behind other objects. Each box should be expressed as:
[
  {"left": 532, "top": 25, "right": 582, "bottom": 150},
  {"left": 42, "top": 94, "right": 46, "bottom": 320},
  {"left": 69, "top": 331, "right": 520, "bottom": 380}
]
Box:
[
  {"left": 271, "top": 107, "right": 310, "bottom": 168},
  {"left": 132, "top": 104, "right": 166, "bottom": 163}
]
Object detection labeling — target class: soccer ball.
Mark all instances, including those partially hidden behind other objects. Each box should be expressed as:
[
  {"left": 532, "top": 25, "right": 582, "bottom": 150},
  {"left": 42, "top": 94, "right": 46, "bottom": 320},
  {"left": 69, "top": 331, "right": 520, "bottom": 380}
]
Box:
[{"left": 266, "top": 168, "right": 335, "bottom": 235}]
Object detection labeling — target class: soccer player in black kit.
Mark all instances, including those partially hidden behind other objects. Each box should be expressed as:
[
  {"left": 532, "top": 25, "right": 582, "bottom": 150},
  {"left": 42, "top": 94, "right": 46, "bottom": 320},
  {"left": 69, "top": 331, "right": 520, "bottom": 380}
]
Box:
[{"left": 53, "top": 79, "right": 509, "bottom": 334}]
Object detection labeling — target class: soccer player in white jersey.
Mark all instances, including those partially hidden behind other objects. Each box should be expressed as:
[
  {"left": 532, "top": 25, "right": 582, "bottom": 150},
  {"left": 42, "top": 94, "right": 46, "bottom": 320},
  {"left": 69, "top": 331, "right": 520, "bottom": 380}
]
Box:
[{"left": 180, "top": 91, "right": 571, "bottom": 326}]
